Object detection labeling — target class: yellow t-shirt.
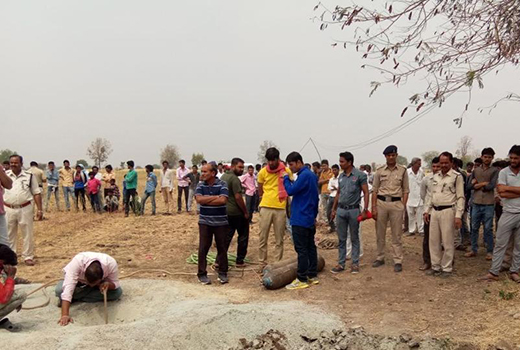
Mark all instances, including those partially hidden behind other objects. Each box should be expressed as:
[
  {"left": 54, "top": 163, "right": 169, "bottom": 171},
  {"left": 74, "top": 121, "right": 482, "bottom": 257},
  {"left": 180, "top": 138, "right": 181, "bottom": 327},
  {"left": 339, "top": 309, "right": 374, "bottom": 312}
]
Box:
[{"left": 257, "top": 166, "right": 292, "bottom": 209}]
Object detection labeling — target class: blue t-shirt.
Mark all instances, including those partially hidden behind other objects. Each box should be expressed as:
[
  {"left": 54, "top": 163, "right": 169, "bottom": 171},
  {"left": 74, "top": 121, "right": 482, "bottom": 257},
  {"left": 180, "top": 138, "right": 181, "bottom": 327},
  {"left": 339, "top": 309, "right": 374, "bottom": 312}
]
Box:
[{"left": 195, "top": 179, "right": 229, "bottom": 226}]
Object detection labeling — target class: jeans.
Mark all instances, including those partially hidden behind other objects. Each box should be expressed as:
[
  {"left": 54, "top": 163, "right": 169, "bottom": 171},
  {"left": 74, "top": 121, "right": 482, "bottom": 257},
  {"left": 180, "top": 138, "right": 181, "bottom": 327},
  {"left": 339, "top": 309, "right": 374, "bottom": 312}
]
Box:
[
  {"left": 124, "top": 188, "right": 137, "bottom": 215},
  {"left": 226, "top": 215, "right": 249, "bottom": 263},
  {"left": 141, "top": 191, "right": 156, "bottom": 215},
  {"left": 62, "top": 186, "right": 75, "bottom": 210},
  {"left": 326, "top": 196, "right": 336, "bottom": 231},
  {"left": 291, "top": 225, "right": 318, "bottom": 282},
  {"left": 245, "top": 195, "right": 256, "bottom": 223},
  {"left": 336, "top": 207, "right": 361, "bottom": 266},
  {"left": 188, "top": 188, "right": 195, "bottom": 212},
  {"left": 74, "top": 188, "right": 86, "bottom": 211},
  {"left": 89, "top": 193, "right": 101, "bottom": 213},
  {"left": 471, "top": 204, "right": 495, "bottom": 253},
  {"left": 55, "top": 280, "right": 123, "bottom": 303},
  {"left": 0, "top": 214, "right": 8, "bottom": 246},
  {"left": 45, "top": 185, "right": 60, "bottom": 211},
  {"left": 178, "top": 186, "right": 189, "bottom": 211},
  {"left": 198, "top": 224, "right": 229, "bottom": 276}
]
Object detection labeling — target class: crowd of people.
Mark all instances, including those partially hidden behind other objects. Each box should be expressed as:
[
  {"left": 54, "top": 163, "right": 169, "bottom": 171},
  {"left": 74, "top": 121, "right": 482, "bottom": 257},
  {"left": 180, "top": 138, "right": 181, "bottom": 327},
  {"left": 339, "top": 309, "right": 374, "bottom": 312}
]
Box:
[{"left": 1, "top": 143, "right": 519, "bottom": 331}]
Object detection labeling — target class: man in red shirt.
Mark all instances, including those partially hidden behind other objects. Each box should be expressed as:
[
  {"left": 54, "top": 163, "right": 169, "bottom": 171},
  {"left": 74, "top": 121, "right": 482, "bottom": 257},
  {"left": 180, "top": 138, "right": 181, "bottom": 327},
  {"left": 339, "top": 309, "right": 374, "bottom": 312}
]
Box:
[{"left": 0, "top": 244, "right": 26, "bottom": 332}]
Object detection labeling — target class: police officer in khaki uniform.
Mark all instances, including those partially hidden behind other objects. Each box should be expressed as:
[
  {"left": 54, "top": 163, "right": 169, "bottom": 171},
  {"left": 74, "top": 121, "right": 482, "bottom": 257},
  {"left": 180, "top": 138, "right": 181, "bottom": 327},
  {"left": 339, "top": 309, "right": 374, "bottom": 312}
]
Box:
[
  {"left": 4, "top": 155, "right": 43, "bottom": 266},
  {"left": 371, "top": 145, "right": 409, "bottom": 272},
  {"left": 423, "top": 152, "right": 465, "bottom": 278}
]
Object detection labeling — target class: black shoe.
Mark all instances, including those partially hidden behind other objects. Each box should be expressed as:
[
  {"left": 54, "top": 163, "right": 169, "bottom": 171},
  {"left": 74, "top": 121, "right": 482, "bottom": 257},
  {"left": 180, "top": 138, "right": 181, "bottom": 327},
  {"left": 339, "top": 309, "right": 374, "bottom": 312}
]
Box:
[
  {"left": 372, "top": 260, "right": 385, "bottom": 268},
  {"left": 440, "top": 271, "right": 452, "bottom": 278},
  {"left": 426, "top": 270, "right": 441, "bottom": 277},
  {"left": 198, "top": 275, "right": 211, "bottom": 285},
  {"left": 218, "top": 273, "right": 229, "bottom": 284},
  {"left": 394, "top": 264, "right": 403, "bottom": 273}
]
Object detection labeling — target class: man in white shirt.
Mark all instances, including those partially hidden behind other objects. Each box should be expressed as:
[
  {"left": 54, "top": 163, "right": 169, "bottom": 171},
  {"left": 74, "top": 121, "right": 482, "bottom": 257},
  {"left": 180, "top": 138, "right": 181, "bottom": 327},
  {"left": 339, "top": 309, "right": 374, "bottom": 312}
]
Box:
[
  {"left": 406, "top": 158, "right": 425, "bottom": 236},
  {"left": 160, "top": 161, "right": 175, "bottom": 214},
  {"left": 327, "top": 164, "right": 340, "bottom": 233},
  {"left": 216, "top": 163, "right": 225, "bottom": 179},
  {"left": 177, "top": 160, "right": 190, "bottom": 212}
]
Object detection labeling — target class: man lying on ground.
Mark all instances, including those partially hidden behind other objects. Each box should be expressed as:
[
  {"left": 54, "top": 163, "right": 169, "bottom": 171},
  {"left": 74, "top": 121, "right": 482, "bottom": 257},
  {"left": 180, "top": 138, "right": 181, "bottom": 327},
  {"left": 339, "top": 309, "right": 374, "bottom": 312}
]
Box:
[
  {"left": 55, "top": 252, "right": 123, "bottom": 326},
  {"left": 0, "top": 244, "right": 26, "bottom": 332}
]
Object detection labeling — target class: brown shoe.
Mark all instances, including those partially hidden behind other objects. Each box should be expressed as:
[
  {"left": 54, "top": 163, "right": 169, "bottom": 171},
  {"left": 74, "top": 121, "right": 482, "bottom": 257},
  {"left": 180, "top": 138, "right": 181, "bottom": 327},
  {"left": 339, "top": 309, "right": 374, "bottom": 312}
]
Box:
[
  {"left": 486, "top": 253, "right": 493, "bottom": 261},
  {"left": 24, "top": 259, "right": 35, "bottom": 266},
  {"left": 464, "top": 251, "right": 477, "bottom": 258},
  {"left": 419, "top": 264, "right": 431, "bottom": 271},
  {"left": 510, "top": 273, "right": 520, "bottom": 283}
]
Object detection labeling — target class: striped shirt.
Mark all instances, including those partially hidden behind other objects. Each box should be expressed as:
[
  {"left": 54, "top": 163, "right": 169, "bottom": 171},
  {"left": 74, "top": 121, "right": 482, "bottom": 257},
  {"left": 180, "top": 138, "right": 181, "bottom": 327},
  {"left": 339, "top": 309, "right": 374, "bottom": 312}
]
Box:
[{"left": 195, "top": 179, "right": 229, "bottom": 226}]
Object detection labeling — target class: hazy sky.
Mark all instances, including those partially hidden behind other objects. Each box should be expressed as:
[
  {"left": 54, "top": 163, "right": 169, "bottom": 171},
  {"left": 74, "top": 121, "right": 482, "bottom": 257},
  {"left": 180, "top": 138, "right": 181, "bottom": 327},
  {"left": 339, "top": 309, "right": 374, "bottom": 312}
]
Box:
[{"left": 1, "top": 0, "right": 518, "bottom": 167}]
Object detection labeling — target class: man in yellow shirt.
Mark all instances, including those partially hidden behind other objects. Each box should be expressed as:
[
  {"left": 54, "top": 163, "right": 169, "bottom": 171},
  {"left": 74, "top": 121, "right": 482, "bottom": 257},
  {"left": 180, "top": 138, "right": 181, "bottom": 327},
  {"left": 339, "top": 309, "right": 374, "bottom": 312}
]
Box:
[
  {"left": 257, "top": 148, "right": 292, "bottom": 265},
  {"left": 59, "top": 160, "right": 75, "bottom": 211}
]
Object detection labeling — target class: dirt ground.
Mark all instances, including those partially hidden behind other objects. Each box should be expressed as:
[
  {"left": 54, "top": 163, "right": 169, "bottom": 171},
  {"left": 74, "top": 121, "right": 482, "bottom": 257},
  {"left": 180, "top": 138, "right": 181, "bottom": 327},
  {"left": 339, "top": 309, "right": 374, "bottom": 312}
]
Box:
[{"left": 9, "top": 170, "right": 520, "bottom": 348}]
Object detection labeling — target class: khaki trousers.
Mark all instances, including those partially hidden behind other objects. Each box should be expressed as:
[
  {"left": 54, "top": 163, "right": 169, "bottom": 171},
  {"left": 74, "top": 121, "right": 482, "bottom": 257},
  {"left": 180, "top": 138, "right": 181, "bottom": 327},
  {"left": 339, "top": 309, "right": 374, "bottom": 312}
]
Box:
[
  {"left": 258, "top": 207, "right": 286, "bottom": 264},
  {"left": 6, "top": 204, "right": 35, "bottom": 261},
  {"left": 429, "top": 208, "right": 455, "bottom": 272},
  {"left": 161, "top": 187, "right": 173, "bottom": 213},
  {"left": 375, "top": 200, "right": 404, "bottom": 264}
]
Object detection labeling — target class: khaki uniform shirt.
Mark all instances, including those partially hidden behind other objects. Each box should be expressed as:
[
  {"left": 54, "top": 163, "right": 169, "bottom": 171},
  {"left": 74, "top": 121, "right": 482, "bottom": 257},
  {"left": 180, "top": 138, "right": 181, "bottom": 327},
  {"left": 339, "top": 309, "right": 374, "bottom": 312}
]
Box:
[
  {"left": 372, "top": 164, "right": 409, "bottom": 197},
  {"left": 4, "top": 170, "right": 42, "bottom": 206},
  {"left": 59, "top": 168, "right": 74, "bottom": 187},
  {"left": 424, "top": 169, "right": 465, "bottom": 218},
  {"left": 29, "top": 166, "right": 46, "bottom": 187}
]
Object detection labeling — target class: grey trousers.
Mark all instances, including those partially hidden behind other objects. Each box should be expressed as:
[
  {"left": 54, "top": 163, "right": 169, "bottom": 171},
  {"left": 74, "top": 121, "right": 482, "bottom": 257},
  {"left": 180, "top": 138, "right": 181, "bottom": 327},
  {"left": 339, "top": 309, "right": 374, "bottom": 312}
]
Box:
[
  {"left": 489, "top": 212, "right": 520, "bottom": 275},
  {"left": 0, "top": 292, "right": 27, "bottom": 320}
]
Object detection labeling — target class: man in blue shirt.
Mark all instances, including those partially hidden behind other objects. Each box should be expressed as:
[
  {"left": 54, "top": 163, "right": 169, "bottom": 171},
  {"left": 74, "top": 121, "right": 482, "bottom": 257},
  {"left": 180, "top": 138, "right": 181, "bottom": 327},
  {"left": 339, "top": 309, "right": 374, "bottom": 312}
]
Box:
[
  {"left": 45, "top": 161, "right": 60, "bottom": 212},
  {"left": 330, "top": 152, "right": 369, "bottom": 274},
  {"left": 195, "top": 163, "right": 229, "bottom": 285},
  {"left": 141, "top": 165, "right": 158, "bottom": 215},
  {"left": 283, "top": 152, "right": 319, "bottom": 290}
]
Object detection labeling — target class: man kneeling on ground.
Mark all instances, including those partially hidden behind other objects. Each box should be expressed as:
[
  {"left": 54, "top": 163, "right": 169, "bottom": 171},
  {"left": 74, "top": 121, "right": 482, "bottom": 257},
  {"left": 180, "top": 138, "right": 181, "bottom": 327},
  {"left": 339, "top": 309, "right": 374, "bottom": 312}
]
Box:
[
  {"left": 55, "top": 252, "right": 123, "bottom": 326},
  {"left": 0, "top": 244, "right": 26, "bottom": 332}
]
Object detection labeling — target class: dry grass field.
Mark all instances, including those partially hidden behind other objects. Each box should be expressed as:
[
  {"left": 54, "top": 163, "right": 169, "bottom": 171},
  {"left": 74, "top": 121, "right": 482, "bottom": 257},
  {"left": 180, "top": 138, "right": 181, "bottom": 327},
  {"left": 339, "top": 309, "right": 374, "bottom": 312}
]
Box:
[{"left": 9, "top": 169, "right": 520, "bottom": 347}]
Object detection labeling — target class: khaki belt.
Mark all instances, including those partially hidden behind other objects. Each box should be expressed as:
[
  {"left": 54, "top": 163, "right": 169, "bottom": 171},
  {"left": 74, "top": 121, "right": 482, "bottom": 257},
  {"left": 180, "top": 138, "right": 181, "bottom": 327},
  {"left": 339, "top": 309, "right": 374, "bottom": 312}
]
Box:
[{"left": 4, "top": 202, "right": 32, "bottom": 209}]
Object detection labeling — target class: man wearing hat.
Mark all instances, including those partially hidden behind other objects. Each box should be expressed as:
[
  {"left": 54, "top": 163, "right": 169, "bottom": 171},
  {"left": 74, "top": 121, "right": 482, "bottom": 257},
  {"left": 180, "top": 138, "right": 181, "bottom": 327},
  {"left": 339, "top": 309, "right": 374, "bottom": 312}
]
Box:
[{"left": 371, "top": 145, "right": 409, "bottom": 272}]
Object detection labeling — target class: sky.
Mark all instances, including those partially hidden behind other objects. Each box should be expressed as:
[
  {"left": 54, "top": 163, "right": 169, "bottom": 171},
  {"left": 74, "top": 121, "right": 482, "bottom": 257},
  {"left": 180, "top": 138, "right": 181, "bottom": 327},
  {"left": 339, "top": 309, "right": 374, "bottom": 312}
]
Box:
[{"left": 1, "top": 0, "right": 518, "bottom": 168}]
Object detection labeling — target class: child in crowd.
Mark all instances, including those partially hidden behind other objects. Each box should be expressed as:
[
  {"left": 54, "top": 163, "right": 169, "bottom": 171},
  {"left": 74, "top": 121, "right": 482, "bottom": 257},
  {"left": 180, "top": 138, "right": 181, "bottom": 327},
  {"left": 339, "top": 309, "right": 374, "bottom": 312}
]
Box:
[
  {"left": 86, "top": 172, "right": 102, "bottom": 213},
  {"left": 104, "top": 189, "right": 119, "bottom": 213}
]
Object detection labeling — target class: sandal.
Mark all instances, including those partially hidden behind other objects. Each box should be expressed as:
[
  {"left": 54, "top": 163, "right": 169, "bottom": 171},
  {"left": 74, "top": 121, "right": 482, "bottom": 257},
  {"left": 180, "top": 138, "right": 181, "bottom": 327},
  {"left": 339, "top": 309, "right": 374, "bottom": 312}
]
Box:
[
  {"left": 14, "top": 277, "right": 31, "bottom": 285},
  {"left": 478, "top": 273, "right": 499, "bottom": 282},
  {"left": 0, "top": 318, "right": 21, "bottom": 333},
  {"left": 510, "top": 273, "right": 520, "bottom": 283}
]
